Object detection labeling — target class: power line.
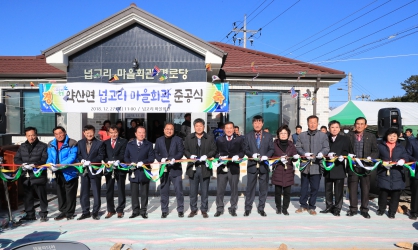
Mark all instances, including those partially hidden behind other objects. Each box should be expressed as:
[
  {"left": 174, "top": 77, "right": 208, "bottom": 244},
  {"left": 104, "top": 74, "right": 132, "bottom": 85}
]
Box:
[
  {"left": 307, "top": 13, "right": 418, "bottom": 62},
  {"left": 293, "top": 0, "right": 415, "bottom": 59},
  {"left": 322, "top": 25, "right": 418, "bottom": 63},
  {"left": 323, "top": 28, "right": 418, "bottom": 66},
  {"left": 279, "top": 0, "right": 378, "bottom": 55},
  {"left": 247, "top": 0, "right": 269, "bottom": 19},
  {"left": 247, "top": 0, "right": 276, "bottom": 25},
  {"left": 286, "top": 0, "right": 392, "bottom": 56},
  {"left": 247, "top": 0, "right": 301, "bottom": 42},
  {"left": 260, "top": 0, "right": 301, "bottom": 30}
]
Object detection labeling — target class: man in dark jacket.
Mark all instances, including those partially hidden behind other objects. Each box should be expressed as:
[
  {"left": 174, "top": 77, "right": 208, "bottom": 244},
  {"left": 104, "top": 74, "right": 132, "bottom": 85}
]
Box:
[
  {"left": 214, "top": 122, "right": 245, "bottom": 217},
  {"left": 184, "top": 118, "right": 217, "bottom": 218},
  {"left": 154, "top": 123, "right": 185, "bottom": 218},
  {"left": 320, "top": 120, "right": 350, "bottom": 216},
  {"left": 47, "top": 126, "right": 78, "bottom": 221},
  {"left": 295, "top": 115, "right": 330, "bottom": 216},
  {"left": 103, "top": 125, "right": 127, "bottom": 219},
  {"left": 243, "top": 115, "right": 275, "bottom": 217},
  {"left": 124, "top": 126, "right": 155, "bottom": 219},
  {"left": 347, "top": 117, "right": 379, "bottom": 219},
  {"left": 405, "top": 136, "right": 418, "bottom": 220},
  {"left": 14, "top": 127, "right": 48, "bottom": 222},
  {"left": 77, "top": 125, "right": 105, "bottom": 220}
]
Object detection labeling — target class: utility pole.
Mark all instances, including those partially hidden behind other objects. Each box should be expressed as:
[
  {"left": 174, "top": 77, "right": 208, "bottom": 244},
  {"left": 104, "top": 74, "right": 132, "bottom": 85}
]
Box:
[
  {"left": 230, "top": 14, "right": 261, "bottom": 48},
  {"left": 356, "top": 94, "right": 370, "bottom": 101},
  {"left": 348, "top": 72, "right": 352, "bottom": 101}
]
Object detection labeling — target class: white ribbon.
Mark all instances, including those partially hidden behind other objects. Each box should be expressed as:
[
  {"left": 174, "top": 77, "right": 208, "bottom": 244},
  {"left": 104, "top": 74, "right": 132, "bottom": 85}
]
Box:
[{"left": 355, "top": 158, "right": 375, "bottom": 171}]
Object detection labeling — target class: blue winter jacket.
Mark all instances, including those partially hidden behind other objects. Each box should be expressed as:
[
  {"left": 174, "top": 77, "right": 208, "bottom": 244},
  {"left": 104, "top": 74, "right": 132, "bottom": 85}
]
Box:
[{"left": 46, "top": 135, "right": 79, "bottom": 181}]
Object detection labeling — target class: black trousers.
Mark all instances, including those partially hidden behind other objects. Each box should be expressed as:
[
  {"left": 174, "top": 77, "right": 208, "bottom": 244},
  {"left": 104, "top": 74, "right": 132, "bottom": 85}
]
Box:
[
  {"left": 299, "top": 173, "right": 321, "bottom": 210},
  {"left": 56, "top": 172, "right": 78, "bottom": 217},
  {"left": 348, "top": 174, "right": 371, "bottom": 212},
  {"left": 80, "top": 174, "right": 102, "bottom": 215},
  {"left": 160, "top": 173, "right": 184, "bottom": 213},
  {"left": 23, "top": 182, "right": 48, "bottom": 217},
  {"left": 324, "top": 178, "right": 345, "bottom": 211},
  {"left": 274, "top": 185, "right": 291, "bottom": 211},
  {"left": 216, "top": 171, "right": 239, "bottom": 212},
  {"left": 189, "top": 166, "right": 210, "bottom": 212},
  {"left": 378, "top": 188, "right": 401, "bottom": 214},
  {"left": 131, "top": 182, "right": 150, "bottom": 215},
  {"left": 245, "top": 169, "right": 269, "bottom": 211},
  {"left": 411, "top": 178, "right": 418, "bottom": 214},
  {"left": 105, "top": 171, "right": 127, "bottom": 213}
]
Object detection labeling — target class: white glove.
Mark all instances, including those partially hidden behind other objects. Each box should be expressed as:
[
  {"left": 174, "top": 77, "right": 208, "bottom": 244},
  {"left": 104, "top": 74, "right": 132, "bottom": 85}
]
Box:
[
  {"left": 280, "top": 156, "right": 288, "bottom": 165},
  {"left": 219, "top": 156, "right": 228, "bottom": 160},
  {"left": 327, "top": 152, "right": 336, "bottom": 158},
  {"left": 170, "top": 158, "right": 175, "bottom": 165},
  {"left": 50, "top": 164, "right": 59, "bottom": 172},
  {"left": 316, "top": 152, "right": 323, "bottom": 159},
  {"left": 107, "top": 161, "right": 114, "bottom": 164},
  {"left": 114, "top": 160, "right": 120, "bottom": 167},
  {"left": 348, "top": 154, "right": 355, "bottom": 158},
  {"left": 22, "top": 164, "right": 33, "bottom": 170},
  {"left": 83, "top": 161, "right": 91, "bottom": 166},
  {"left": 131, "top": 162, "right": 136, "bottom": 168},
  {"left": 293, "top": 154, "right": 300, "bottom": 160},
  {"left": 161, "top": 158, "right": 167, "bottom": 163},
  {"left": 338, "top": 155, "right": 344, "bottom": 162},
  {"left": 137, "top": 162, "right": 143, "bottom": 167},
  {"left": 367, "top": 156, "right": 372, "bottom": 161},
  {"left": 252, "top": 153, "right": 260, "bottom": 159},
  {"left": 222, "top": 166, "right": 228, "bottom": 172},
  {"left": 200, "top": 155, "right": 207, "bottom": 161},
  {"left": 231, "top": 155, "right": 239, "bottom": 162},
  {"left": 305, "top": 153, "right": 313, "bottom": 160},
  {"left": 396, "top": 159, "right": 405, "bottom": 166},
  {"left": 260, "top": 156, "right": 268, "bottom": 161},
  {"left": 190, "top": 155, "right": 197, "bottom": 160},
  {"left": 81, "top": 159, "right": 86, "bottom": 164}
]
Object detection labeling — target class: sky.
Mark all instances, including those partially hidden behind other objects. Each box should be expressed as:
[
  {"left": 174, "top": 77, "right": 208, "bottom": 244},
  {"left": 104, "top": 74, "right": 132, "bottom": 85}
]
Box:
[{"left": 1, "top": 0, "right": 417, "bottom": 107}]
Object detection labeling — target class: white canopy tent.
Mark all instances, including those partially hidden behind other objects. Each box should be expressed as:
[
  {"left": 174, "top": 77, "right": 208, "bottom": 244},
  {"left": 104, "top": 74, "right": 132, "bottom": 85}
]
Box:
[{"left": 329, "top": 101, "right": 418, "bottom": 131}]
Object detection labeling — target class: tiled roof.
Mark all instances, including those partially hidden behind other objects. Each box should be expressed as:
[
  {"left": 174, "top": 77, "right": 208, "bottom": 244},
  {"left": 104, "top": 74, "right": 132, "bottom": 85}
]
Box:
[
  {"left": 210, "top": 42, "right": 345, "bottom": 76},
  {"left": 0, "top": 55, "right": 65, "bottom": 76}
]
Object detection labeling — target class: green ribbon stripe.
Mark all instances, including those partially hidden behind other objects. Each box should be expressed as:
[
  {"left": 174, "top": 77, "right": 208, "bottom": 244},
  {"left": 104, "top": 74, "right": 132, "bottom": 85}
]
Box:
[{"left": 0, "top": 168, "right": 23, "bottom": 182}]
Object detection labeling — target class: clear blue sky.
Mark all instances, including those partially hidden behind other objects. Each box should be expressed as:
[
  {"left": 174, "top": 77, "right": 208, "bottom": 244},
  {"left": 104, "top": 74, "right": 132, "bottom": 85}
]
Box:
[{"left": 1, "top": 0, "right": 417, "bottom": 106}]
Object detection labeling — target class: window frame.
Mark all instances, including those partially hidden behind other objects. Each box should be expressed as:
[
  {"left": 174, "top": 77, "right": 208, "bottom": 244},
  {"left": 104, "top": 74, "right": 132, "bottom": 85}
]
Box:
[
  {"left": 2, "top": 89, "right": 57, "bottom": 136},
  {"left": 226, "top": 89, "right": 299, "bottom": 135}
]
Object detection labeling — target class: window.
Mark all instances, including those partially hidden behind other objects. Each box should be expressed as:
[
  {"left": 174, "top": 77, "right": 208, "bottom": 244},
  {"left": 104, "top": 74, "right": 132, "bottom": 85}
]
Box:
[
  {"left": 227, "top": 90, "right": 298, "bottom": 135},
  {"left": 3, "top": 90, "right": 56, "bottom": 135}
]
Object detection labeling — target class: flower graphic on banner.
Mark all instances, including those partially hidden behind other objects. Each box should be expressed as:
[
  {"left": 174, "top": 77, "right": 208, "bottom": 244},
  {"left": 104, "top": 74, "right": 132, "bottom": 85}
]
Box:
[
  {"left": 213, "top": 90, "right": 225, "bottom": 105},
  {"left": 43, "top": 91, "right": 53, "bottom": 105}
]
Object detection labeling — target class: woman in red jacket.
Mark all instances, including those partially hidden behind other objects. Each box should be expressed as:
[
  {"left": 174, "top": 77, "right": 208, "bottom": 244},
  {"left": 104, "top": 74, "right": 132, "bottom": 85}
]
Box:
[{"left": 271, "top": 125, "right": 297, "bottom": 216}]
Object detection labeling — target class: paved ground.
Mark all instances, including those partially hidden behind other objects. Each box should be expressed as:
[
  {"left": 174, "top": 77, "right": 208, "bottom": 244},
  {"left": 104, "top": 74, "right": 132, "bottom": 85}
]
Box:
[{"left": 0, "top": 195, "right": 417, "bottom": 250}]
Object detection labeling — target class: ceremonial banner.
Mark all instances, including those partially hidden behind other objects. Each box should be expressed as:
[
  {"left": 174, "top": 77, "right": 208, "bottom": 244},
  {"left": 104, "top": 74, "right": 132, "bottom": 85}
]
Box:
[{"left": 39, "top": 82, "right": 229, "bottom": 113}]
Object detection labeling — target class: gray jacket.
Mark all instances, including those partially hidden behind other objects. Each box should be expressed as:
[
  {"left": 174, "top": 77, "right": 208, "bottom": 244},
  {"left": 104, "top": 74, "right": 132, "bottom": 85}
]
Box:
[{"left": 295, "top": 130, "right": 330, "bottom": 175}]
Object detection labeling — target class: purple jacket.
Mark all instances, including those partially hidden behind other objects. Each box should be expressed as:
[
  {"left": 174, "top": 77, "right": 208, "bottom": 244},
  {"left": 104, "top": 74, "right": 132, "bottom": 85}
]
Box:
[{"left": 271, "top": 140, "right": 297, "bottom": 187}]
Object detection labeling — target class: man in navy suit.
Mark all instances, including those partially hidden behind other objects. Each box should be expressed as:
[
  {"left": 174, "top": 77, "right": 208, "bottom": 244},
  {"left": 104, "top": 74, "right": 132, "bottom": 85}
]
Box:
[
  {"left": 77, "top": 125, "right": 105, "bottom": 220},
  {"left": 154, "top": 123, "right": 185, "bottom": 218},
  {"left": 243, "top": 115, "right": 274, "bottom": 217},
  {"left": 124, "top": 126, "right": 155, "bottom": 219},
  {"left": 103, "top": 125, "right": 128, "bottom": 219},
  {"left": 214, "top": 122, "right": 245, "bottom": 217}
]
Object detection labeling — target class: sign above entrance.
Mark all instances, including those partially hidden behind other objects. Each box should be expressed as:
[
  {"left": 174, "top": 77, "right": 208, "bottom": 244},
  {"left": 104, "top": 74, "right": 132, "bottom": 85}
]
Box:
[{"left": 39, "top": 82, "right": 229, "bottom": 113}]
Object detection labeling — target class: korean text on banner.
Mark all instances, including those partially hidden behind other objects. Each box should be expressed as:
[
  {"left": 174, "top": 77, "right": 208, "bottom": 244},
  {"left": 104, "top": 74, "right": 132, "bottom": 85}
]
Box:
[{"left": 39, "top": 82, "right": 229, "bottom": 113}]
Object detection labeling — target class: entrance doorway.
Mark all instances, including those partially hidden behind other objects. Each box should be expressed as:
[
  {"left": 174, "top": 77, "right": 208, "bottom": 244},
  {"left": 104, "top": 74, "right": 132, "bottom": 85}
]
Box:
[{"left": 147, "top": 113, "right": 166, "bottom": 143}]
